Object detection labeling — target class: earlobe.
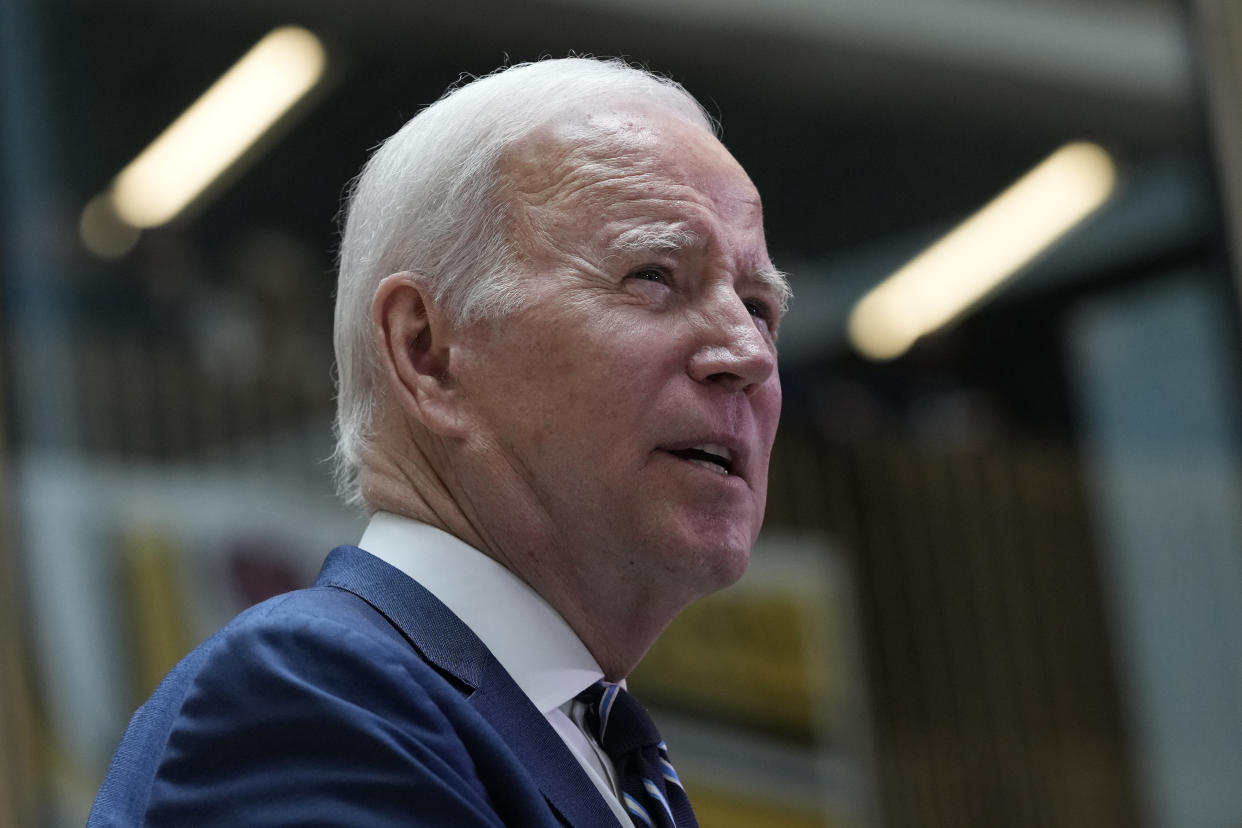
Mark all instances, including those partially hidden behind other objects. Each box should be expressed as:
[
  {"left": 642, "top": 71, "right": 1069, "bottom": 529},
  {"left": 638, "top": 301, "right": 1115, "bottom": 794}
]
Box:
[{"left": 372, "top": 272, "right": 464, "bottom": 436}]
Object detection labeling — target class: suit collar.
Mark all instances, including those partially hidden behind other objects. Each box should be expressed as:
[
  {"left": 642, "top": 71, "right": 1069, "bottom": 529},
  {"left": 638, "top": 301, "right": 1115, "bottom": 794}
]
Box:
[
  {"left": 315, "top": 546, "right": 619, "bottom": 827},
  {"left": 358, "top": 512, "right": 606, "bottom": 714},
  {"left": 317, "top": 543, "right": 491, "bottom": 685}
]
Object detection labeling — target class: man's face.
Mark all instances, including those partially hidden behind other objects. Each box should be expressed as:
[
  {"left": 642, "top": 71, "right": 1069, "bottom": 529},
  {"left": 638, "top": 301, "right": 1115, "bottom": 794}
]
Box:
[{"left": 452, "top": 105, "right": 784, "bottom": 607}]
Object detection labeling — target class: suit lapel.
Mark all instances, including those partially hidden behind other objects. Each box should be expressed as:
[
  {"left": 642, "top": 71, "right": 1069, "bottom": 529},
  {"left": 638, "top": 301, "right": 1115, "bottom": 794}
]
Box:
[
  {"left": 315, "top": 546, "right": 619, "bottom": 827},
  {"left": 466, "top": 657, "right": 620, "bottom": 827}
]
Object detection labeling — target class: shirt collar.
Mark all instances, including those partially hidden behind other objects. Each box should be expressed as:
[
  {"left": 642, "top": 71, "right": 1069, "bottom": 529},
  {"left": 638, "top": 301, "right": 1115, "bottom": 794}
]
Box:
[{"left": 358, "top": 511, "right": 604, "bottom": 714}]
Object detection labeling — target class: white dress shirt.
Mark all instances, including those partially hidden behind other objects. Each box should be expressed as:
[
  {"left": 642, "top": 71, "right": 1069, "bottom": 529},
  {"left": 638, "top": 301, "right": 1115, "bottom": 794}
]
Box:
[{"left": 358, "top": 512, "right": 629, "bottom": 826}]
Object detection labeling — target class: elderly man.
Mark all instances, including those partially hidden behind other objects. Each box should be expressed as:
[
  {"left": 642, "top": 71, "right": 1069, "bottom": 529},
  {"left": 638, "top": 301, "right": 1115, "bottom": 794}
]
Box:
[{"left": 90, "top": 57, "right": 788, "bottom": 827}]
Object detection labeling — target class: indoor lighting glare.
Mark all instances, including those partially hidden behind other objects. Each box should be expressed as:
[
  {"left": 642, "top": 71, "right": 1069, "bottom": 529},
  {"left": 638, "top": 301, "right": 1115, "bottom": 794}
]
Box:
[
  {"left": 848, "top": 141, "right": 1117, "bottom": 361},
  {"left": 107, "top": 25, "right": 325, "bottom": 230},
  {"left": 79, "top": 193, "right": 142, "bottom": 260}
]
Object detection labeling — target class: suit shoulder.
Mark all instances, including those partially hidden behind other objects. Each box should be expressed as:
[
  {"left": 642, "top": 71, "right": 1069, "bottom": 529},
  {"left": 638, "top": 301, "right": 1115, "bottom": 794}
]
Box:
[
  {"left": 189, "top": 583, "right": 467, "bottom": 709},
  {"left": 90, "top": 585, "right": 502, "bottom": 826}
]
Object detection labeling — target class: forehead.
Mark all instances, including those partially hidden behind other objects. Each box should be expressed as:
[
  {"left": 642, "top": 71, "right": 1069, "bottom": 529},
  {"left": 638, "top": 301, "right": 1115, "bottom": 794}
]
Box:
[{"left": 498, "top": 105, "right": 766, "bottom": 250}]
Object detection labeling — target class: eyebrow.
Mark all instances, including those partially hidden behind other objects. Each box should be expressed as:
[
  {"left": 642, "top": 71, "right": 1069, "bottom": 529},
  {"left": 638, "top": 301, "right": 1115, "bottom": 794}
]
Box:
[
  {"left": 755, "top": 265, "right": 793, "bottom": 316},
  {"left": 607, "top": 226, "right": 701, "bottom": 255},
  {"left": 608, "top": 224, "right": 793, "bottom": 315}
]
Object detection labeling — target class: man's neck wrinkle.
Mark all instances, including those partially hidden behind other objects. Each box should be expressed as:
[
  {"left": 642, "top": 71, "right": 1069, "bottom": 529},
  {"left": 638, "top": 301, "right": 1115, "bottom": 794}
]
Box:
[
  {"left": 360, "top": 440, "right": 486, "bottom": 552},
  {"left": 528, "top": 575, "right": 689, "bottom": 681}
]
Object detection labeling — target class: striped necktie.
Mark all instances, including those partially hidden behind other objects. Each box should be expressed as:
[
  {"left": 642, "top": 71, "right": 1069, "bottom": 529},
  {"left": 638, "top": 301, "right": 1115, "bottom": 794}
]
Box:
[{"left": 577, "top": 682, "right": 698, "bottom": 828}]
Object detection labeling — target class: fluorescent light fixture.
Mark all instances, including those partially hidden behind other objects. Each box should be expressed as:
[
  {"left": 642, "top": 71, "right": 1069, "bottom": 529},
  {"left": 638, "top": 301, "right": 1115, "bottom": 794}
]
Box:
[
  {"left": 107, "top": 26, "right": 325, "bottom": 229},
  {"left": 848, "top": 141, "right": 1117, "bottom": 361},
  {"left": 80, "top": 193, "right": 141, "bottom": 260}
]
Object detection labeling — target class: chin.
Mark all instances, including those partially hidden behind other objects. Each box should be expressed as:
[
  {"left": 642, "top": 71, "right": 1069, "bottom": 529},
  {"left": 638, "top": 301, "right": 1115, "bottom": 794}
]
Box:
[
  {"left": 708, "top": 545, "right": 751, "bottom": 592},
  {"left": 628, "top": 502, "right": 761, "bottom": 595},
  {"left": 677, "top": 523, "right": 755, "bottom": 594}
]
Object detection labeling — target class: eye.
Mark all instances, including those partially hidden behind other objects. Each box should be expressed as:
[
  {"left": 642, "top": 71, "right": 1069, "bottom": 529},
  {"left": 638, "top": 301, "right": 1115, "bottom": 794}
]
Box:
[
  {"left": 744, "top": 298, "right": 773, "bottom": 323},
  {"left": 743, "top": 298, "right": 780, "bottom": 339},
  {"left": 628, "top": 266, "right": 670, "bottom": 284}
]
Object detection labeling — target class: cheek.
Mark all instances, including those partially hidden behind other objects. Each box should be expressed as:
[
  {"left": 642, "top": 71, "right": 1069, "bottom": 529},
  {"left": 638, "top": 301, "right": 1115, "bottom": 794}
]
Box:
[
  {"left": 510, "top": 348, "right": 638, "bottom": 460},
  {"left": 757, "top": 378, "right": 783, "bottom": 440},
  {"left": 556, "top": 333, "right": 668, "bottom": 409}
]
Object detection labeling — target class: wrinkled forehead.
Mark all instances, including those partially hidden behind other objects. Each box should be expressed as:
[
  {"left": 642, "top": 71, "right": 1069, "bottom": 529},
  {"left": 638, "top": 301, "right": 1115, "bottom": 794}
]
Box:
[
  {"left": 496, "top": 102, "right": 763, "bottom": 227},
  {"left": 503, "top": 98, "right": 711, "bottom": 165}
]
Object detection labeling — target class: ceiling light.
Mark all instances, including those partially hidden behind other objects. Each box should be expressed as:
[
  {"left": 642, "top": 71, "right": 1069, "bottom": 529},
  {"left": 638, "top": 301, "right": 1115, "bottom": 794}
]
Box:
[
  {"left": 107, "top": 26, "right": 325, "bottom": 230},
  {"left": 848, "top": 141, "right": 1117, "bottom": 361},
  {"left": 79, "top": 193, "right": 141, "bottom": 260}
]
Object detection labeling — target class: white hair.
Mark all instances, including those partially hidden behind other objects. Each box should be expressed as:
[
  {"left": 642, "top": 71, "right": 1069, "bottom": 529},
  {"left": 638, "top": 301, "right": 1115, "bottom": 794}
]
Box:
[{"left": 332, "top": 57, "right": 716, "bottom": 509}]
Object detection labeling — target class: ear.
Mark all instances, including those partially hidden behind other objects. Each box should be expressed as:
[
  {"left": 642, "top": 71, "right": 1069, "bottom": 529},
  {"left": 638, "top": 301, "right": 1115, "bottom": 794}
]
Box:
[{"left": 371, "top": 272, "right": 465, "bottom": 437}]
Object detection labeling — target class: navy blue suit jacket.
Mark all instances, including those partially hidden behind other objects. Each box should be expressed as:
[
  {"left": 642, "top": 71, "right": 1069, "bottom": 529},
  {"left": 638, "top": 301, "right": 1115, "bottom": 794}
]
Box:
[{"left": 89, "top": 546, "right": 620, "bottom": 826}]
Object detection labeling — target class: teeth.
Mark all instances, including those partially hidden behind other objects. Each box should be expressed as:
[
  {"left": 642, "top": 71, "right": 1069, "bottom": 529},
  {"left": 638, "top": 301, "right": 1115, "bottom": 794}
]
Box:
[
  {"left": 690, "top": 458, "right": 729, "bottom": 475},
  {"left": 695, "top": 443, "right": 732, "bottom": 462},
  {"left": 667, "top": 443, "right": 734, "bottom": 474}
]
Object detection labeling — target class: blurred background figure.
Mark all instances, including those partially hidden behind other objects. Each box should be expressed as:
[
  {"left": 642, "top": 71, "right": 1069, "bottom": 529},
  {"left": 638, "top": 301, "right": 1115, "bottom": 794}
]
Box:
[{"left": 3, "top": 0, "right": 1242, "bottom": 826}]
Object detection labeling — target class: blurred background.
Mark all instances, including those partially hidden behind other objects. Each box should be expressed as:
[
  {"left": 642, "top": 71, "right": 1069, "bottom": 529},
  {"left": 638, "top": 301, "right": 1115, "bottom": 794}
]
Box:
[{"left": 4, "top": 0, "right": 1242, "bottom": 825}]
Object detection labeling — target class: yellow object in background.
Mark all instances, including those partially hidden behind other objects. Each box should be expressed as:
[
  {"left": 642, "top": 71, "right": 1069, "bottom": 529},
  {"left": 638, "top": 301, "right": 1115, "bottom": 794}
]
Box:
[
  {"left": 118, "top": 528, "right": 193, "bottom": 702},
  {"left": 633, "top": 590, "right": 830, "bottom": 742},
  {"left": 691, "top": 783, "right": 843, "bottom": 828}
]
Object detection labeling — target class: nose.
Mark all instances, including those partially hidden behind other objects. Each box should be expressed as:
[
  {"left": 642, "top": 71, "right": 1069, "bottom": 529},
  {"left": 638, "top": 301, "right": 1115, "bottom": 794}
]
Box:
[{"left": 687, "top": 290, "right": 777, "bottom": 393}]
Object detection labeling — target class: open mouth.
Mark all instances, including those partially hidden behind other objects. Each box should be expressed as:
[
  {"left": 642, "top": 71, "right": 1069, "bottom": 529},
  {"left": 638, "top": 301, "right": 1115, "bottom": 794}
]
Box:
[{"left": 667, "top": 443, "right": 734, "bottom": 475}]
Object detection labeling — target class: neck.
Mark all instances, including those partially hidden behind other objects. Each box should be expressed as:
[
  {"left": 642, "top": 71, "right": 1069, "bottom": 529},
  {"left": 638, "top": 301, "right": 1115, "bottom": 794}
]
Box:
[
  {"left": 545, "top": 586, "right": 683, "bottom": 680},
  {"left": 360, "top": 426, "right": 694, "bottom": 681}
]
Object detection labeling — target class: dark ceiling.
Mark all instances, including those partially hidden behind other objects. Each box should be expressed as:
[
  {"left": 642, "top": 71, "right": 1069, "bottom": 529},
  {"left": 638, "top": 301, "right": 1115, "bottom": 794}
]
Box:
[
  {"left": 4, "top": 0, "right": 1221, "bottom": 387},
  {"left": 34, "top": 0, "right": 1201, "bottom": 261}
]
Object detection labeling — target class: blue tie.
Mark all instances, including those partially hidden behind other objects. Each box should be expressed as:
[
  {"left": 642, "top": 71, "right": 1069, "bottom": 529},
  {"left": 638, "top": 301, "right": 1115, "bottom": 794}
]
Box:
[{"left": 577, "top": 682, "right": 699, "bottom": 828}]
